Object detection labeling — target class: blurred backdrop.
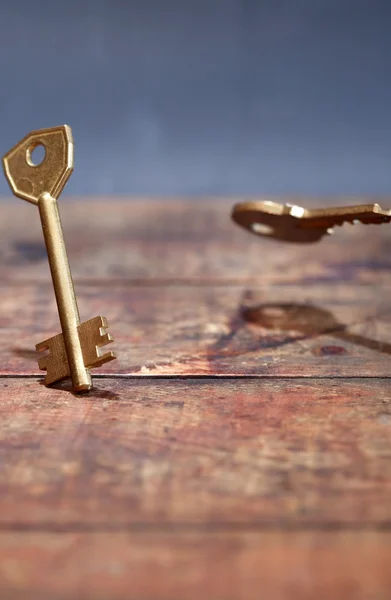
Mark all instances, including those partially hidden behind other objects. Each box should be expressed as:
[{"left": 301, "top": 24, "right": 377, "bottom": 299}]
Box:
[{"left": 0, "top": 0, "right": 390, "bottom": 197}]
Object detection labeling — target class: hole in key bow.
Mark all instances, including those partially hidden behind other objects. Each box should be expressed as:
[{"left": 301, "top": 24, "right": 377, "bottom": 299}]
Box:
[
  {"left": 251, "top": 222, "right": 275, "bottom": 236},
  {"left": 26, "top": 143, "right": 46, "bottom": 167}
]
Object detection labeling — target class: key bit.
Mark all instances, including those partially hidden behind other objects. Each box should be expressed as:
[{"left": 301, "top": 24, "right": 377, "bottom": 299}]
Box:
[
  {"left": 36, "top": 317, "right": 115, "bottom": 386},
  {"left": 2, "top": 126, "right": 116, "bottom": 392},
  {"left": 232, "top": 200, "right": 391, "bottom": 243}
]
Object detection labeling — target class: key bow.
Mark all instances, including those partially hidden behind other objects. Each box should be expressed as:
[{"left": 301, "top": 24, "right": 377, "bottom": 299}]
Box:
[{"left": 2, "top": 125, "right": 73, "bottom": 205}]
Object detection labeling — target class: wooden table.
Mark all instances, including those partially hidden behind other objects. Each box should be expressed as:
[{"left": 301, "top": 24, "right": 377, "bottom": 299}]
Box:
[{"left": 0, "top": 198, "right": 390, "bottom": 599}]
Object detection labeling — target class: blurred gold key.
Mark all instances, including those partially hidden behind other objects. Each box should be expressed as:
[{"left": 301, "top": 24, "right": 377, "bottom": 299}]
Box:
[
  {"left": 232, "top": 200, "right": 391, "bottom": 243},
  {"left": 2, "top": 126, "right": 116, "bottom": 391}
]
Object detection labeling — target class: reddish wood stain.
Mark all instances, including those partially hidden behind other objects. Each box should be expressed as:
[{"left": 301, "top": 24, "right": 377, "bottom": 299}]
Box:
[
  {"left": 0, "top": 198, "right": 390, "bottom": 599},
  {"left": 313, "top": 345, "right": 348, "bottom": 356}
]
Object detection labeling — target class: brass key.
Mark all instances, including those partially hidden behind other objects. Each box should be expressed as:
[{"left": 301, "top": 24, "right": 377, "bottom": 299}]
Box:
[
  {"left": 232, "top": 200, "right": 391, "bottom": 243},
  {"left": 2, "top": 125, "right": 116, "bottom": 391}
]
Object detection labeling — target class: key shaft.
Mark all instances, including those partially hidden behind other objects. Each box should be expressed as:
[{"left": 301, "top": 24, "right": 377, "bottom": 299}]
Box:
[{"left": 38, "top": 192, "right": 92, "bottom": 391}]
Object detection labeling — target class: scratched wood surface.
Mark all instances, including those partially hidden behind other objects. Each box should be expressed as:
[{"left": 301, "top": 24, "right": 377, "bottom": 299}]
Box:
[{"left": 0, "top": 198, "right": 391, "bottom": 600}]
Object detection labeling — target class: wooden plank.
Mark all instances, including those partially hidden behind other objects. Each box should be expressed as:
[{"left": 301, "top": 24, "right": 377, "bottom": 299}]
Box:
[
  {"left": 2, "top": 283, "right": 391, "bottom": 376},
  {"left": 1, "top": 196, "right": 390, "bottom": 600},
  {"left": 0, "top": 531, "right": 391, "bottom": 600},
  {"left": 1, "top": 200, "right": 390, "bottom": 284},
  {"left": 0, "top": 378, "right": 390, "bottom": 528}
]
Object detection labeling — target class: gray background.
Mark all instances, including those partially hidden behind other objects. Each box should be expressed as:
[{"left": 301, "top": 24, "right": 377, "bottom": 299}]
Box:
[{"left": 0, "top": 0, "right": 390, "bottom": 197}]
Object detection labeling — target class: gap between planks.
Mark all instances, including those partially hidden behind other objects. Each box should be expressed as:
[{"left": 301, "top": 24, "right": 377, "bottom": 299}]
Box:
[
  {"left": 3, "top": 521, "right": 391, "bottom": 534},
  {"left": 1, "top": 374, "right": 391, "bottom": 380}
]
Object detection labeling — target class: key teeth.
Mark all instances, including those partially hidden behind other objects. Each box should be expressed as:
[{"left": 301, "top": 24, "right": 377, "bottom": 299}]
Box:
[
  {"left": 94, "top": 317, "right": 115, "bottom": 367},
  {"left": 92, "top": 351, "right": 117, "bottom": 369},
  {"left": 35, "top": 339, "right": 54, "bottom": 373},
  {"left": 36, "top": 344, "right": 49, "bottom": 370},
  {"left": 34, "top": 316, "right": 116, "bottom": 386},
  {"left": 98, "top": 317, "right": 114, "bottom": 345},
  {"left": 78, "top": 315, "right": 116, "bottom": 371},
  {"left": 99, "top": 332, "right": 113, "bottom": 346},
  {"left": 35, "top": 331, "right": 70, "bottom": 385},
  {"left": 36, "top": 341, "right": 47, "bottom": 352},
  {"left": 37, "top": 356, "right": 49, "bottom": 372}
]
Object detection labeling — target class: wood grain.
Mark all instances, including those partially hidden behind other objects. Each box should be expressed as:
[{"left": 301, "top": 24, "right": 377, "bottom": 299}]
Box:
[
  {"left": 0, "top": 378, "right": 390, "bottom": 528},
  {"left": 0, "top": 532, "right": 391, "bottom": 600},
  {"left": 1, "top": 197, "right": 391, "bottom": 599},
  {"left": 1, "top": 282, "right": 390, "bottom": 376},
  {"left": 0, "top": 199, "right": 390, "bottom": 284}
]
